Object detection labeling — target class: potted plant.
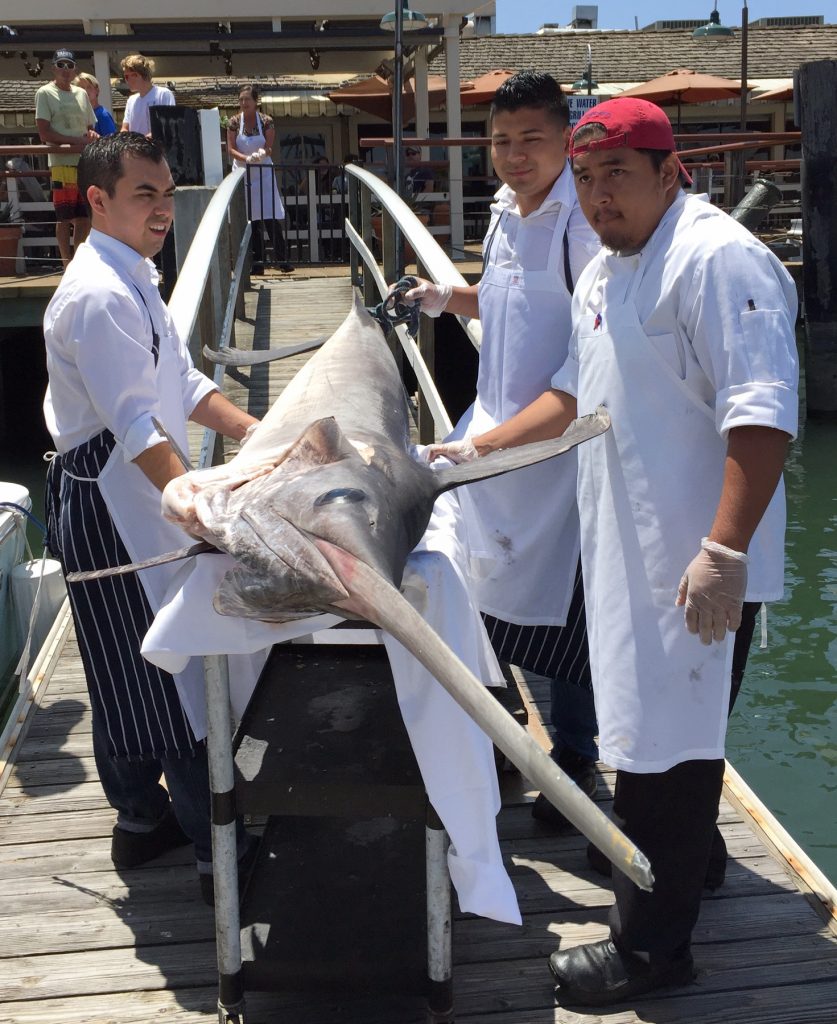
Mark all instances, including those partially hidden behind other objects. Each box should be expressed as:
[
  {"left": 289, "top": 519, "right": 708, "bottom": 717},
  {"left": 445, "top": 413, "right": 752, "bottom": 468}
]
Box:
[{"left": 0, "top": 196, "right": 24, "bottom": 277}]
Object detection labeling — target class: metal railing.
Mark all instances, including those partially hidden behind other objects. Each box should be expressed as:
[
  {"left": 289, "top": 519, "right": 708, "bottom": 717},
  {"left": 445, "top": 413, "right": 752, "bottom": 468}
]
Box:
[{"left": 344, "top": 162, "right": 483, "bottom": 445}]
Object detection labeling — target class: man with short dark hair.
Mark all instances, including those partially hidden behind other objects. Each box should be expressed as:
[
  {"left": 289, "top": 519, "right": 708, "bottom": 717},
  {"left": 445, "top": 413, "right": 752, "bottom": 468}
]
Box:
[
  {"left": 43, "top": 133, "right": 258, "bottom": 901},
  {"left": 452, "top": 96, "right": 798, "bottom": 1005},
  {"left": 35, "top": 49, "right": 98, "bottom": 267},
  {"left": 406, "top": 70, "right": 602, "bottom": 821}
]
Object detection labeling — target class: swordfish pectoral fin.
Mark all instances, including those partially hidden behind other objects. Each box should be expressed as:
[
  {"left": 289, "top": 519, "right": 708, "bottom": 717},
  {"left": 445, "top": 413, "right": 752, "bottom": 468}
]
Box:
[
  {"left": 64, "top": 541, "right": 218, "bottom": 583},
  {"left": 313, "top": 535, "right": 654, "bottom": 894},
  {"left": 431, "top": 406, "right": 611, "bottom": 495}
]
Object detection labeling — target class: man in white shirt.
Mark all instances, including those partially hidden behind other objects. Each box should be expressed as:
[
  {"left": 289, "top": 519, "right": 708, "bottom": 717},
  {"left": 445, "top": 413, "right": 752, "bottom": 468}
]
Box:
[
  {"left": 43, "top": 133, "right": 257, "bottom": 902},
  {"left": 120, "top": 54, "right": 175, "bottom": 137},
  {"left": 400, "top": 71, "right": 602, "bottom": 824},
  {"left": 434, "top": 97, "right": 798, "bottom": 1004}
]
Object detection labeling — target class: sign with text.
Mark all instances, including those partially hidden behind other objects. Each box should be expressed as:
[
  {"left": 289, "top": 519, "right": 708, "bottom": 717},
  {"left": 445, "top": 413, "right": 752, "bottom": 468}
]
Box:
[{"left": 568, "top": 95, "right": 599, "bottom": 126}]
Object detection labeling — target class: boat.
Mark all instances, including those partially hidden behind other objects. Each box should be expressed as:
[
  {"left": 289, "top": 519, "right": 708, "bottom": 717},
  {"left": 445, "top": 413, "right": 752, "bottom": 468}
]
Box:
[{"left": 0, "top": 481, "right": 68, "bottom": 746}]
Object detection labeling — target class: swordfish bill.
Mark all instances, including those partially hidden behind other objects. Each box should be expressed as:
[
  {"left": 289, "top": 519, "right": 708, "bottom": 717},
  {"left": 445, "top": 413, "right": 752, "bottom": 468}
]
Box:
[{"left": 66, "top": 294, "right": 651, "bottom": 890}]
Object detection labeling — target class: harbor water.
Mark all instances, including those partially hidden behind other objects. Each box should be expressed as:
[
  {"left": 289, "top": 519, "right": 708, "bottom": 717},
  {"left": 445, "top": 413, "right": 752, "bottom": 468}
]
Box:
[{"left": 1, "top": 327, "right": 835, "bottom": 885}]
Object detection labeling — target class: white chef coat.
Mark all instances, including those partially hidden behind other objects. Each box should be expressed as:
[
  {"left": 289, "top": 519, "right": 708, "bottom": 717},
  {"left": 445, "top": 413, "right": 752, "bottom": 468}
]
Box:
[
  {"left": 123, "top": 84, "right": 175, "bottom": 136},
  {"left": 552, "top": 191, "right": 798, "bottom": 771},
  {"left": 452, "top": 167, "right": 600, "bottom": 625}
]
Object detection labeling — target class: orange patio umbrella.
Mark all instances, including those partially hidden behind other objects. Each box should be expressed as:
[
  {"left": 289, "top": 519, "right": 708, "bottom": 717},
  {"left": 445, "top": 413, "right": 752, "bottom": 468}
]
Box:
[
  {"left": 617, "top": 68, "right": 742, "bottom": 131},
  {"left": 327, "top": 74, "right": 449, "bottom": 122},
  {"left": 459, "top": 69, "right": 517, "bottom": 106}
]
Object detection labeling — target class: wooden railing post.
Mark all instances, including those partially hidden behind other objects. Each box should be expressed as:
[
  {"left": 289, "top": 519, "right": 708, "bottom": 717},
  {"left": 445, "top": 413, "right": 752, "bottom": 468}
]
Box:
[{"left": 798, "top": 59, "right": 837, "bottom": 415}]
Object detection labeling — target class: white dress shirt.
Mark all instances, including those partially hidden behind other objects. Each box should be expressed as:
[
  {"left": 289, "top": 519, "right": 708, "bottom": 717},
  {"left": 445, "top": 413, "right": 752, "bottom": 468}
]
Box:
[{"left": 43, "top": 228, "right": 215, "bottom": 461}]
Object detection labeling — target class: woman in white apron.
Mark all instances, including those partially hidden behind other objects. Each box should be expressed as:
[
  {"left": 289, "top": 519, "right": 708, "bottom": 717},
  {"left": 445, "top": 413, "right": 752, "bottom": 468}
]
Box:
[{"left": 226, "top": 84, "right": 291, "bottom": 273}]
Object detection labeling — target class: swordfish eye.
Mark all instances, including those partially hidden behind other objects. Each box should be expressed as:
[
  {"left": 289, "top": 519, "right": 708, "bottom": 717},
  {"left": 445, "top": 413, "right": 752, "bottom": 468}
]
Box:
[{"left": 314, "top": 487, "right": 368, "bottom": 507}]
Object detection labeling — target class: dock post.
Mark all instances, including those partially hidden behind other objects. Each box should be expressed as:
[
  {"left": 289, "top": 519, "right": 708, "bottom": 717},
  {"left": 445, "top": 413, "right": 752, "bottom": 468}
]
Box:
[
  {"left": 797, "top": 60, "right": 837, "bottom": 415},
  {"left": 203, "top": 654, "right": 246, "bottom": 1024},
  {"left": 426, "top": 803, "right": 454, "bottom": 1023}
]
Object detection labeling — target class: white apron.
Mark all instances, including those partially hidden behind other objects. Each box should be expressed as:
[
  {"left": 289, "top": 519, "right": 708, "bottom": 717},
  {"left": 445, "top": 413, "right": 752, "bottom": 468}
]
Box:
[
  {"left": 96, "top": 300, "right": 209, "bottom": 740},
  {"left": 575, "top": 253, "right": 734, "bottom": 773},
  {"left": 234, "top": 113, "right": 285, "bottom": 222},
  {"left": 455, "top": 198, "right": 580, "bottom": 625}
]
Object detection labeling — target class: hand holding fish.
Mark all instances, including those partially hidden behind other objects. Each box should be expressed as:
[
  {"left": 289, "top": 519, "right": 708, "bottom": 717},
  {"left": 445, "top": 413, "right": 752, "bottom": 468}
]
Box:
[
  {"left": 676, "top": 538, "right": 748, "bottom": 644},
  {"left": 422, "top": 437, "right": 479, "bottom": 464}
]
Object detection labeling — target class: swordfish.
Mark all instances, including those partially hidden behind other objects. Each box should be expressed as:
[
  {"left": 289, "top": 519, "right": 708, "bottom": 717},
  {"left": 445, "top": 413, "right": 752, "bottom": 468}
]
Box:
[{"left": 72, "top": 294, "right": 652, "bottom": 891}]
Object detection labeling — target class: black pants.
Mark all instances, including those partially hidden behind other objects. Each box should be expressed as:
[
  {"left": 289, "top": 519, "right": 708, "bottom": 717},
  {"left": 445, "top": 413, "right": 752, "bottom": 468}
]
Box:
[
  {"left": 609, "top": 601, "right": 760, "bottom": 960},
  {"left": 252, "top": 218, "right": 286, "bottom": 266}
]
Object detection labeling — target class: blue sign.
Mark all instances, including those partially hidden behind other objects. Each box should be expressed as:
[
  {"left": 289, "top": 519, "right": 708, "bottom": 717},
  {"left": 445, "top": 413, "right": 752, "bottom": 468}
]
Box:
[{"left": 568, "top": 95, "right": 599, "bottom": 126}]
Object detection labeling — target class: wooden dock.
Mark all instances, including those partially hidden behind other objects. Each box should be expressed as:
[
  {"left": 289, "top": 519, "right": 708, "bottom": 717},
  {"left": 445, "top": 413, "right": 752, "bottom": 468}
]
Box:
[{"left": 2, "top": 275, "right": 836, "bottom": 1024}]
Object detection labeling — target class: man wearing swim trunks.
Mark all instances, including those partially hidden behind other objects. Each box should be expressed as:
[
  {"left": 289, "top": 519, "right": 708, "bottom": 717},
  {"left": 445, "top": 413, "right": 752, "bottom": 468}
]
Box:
[{"left": 35, "top": 49, "right": 98, "bottom": 268}]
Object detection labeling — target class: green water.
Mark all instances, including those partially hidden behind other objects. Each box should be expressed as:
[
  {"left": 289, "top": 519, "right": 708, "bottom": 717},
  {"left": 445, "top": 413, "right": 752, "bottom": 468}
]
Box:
[
  {"left": 726, "top": 415, "right": 837, "bottom": 884},
  {"left": 1, "top": 332, "right": 835, "bottom": 884}
]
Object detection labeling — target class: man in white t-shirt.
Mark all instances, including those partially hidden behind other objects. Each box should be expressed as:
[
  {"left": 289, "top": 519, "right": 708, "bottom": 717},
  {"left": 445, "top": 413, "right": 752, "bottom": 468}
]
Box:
[{"left": 120, "top": 54, "right": 175, "bottom": 137}]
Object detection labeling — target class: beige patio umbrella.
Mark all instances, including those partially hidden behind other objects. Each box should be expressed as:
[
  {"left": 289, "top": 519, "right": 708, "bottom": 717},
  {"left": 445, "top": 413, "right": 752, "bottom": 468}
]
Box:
[
  {"left": 617, "top": 68, "right": 743, "bottom": 131},
  {"left": 755, "top": 82, "right": 793, "bottom": 102}
]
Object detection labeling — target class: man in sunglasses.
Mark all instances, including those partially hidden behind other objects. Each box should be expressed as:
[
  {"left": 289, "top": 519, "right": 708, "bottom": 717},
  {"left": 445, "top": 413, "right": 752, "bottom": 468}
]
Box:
[{"left": 35, "top": 49, "right": 98, "bottom": 268}]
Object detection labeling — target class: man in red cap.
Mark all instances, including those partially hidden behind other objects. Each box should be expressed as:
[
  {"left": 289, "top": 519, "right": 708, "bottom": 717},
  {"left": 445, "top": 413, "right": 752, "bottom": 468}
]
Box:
[{"left": 429, "top": 96, "right": 799, "bottom": 1004}]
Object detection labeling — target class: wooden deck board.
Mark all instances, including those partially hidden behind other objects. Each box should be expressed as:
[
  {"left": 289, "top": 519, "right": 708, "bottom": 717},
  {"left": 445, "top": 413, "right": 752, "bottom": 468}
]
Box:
[{"left": 2, "top": 277, "right": 836, "bottom": 1024}]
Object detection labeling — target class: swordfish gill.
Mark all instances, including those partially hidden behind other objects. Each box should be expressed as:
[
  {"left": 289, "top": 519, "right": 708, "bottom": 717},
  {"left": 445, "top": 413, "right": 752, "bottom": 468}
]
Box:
[{"left": 71, "top": 294, "right": 652, "bottom": 891}]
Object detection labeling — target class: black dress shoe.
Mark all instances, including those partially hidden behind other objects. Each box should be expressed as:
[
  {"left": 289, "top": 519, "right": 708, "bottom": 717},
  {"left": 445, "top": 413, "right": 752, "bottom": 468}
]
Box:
[
  {"left": 587, "top": 837, "right": 727, "bottom": 891},
  {"left": 532, "top": 747, "right": 597, "bottom": 829},
  {"left": 111, "top": 808, "right": 192, "bottom": 869},
  {"left": 549, "top": 938, "right": 695, "bottom": 1007}
]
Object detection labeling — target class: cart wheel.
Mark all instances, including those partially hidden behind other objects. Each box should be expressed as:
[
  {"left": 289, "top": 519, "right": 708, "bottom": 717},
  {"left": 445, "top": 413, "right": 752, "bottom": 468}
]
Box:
[{"left": 218, "top": 1006, "right": 246, "bottom": 1024}]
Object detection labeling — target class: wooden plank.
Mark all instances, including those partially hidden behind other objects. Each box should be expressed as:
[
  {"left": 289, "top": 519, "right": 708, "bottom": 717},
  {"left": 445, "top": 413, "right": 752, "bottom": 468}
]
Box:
[
  {"left": 453, "top": 935, "right": 837, "bottom": 1018},
  {"left": 0, "top": 898, "right": 215, "bottom": 958},
  {"left": 1, "top": 941, "right": 219, "bottom": 1001},
  {"left": 459, "top": 977, "right": 837, "bottom": 1024},
  {"left": 5, "top": 754, "right": 97, "bottom": 788},
  {"left": 0, "top": 807, "right": 115, "bottom": 845},
  {"left": 453, "top": 893, "right": 834, "bottom": 964},
  {"left": 0, "top": 780, "right": 107, "bottom": 816},
  {"left": 0, "top": 835, "right": 194, "bottom": 878}
]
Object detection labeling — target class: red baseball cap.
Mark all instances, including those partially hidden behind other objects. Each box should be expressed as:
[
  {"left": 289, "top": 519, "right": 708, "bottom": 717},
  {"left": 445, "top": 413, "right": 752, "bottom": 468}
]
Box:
[{"left": 570, "top": 97, "right": 692, "bottom": 185}]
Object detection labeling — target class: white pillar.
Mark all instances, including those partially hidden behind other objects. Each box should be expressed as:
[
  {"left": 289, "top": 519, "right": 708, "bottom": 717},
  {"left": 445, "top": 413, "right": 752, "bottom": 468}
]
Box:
[
  {"left": 444, "top": 17, "right": 464, "bottom": 260},
  {"left": 88, "top": 20, "right": 112, "bottom": 112},
  {"left": 414, "top": 46, "right": 430, "bottom": 159}
]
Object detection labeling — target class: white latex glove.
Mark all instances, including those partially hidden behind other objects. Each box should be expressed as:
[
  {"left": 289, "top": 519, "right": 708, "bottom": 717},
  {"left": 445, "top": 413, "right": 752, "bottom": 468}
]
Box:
[
  {"left": 392, "top": 279, "right": 453, "bottom": 318},
  {"left": 240, "top": 422, "right": 260, "bottom": 446},
  {"left": 422, "top": 438, "right": 478, "bottom": 464},
  {"left": 676, "top": 538, "right": 749, "bottom": 645}
]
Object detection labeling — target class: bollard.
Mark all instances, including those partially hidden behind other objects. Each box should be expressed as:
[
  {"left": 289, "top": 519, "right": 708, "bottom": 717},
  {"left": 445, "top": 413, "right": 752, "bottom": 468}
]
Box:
[{"left": 730, "top": 178, "right": 784, "bottom": 232}]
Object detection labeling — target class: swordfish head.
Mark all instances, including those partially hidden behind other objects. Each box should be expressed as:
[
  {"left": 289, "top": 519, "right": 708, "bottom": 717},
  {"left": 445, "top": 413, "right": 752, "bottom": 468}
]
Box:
[{"left": 192, "top": 413, "right": 441, "bottom": 621}]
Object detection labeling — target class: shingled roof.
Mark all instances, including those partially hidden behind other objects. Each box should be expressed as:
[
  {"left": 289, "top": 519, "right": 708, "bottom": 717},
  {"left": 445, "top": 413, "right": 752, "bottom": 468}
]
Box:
[
  {"left": 0, "top": 73, "right": 358, "bottom": 114},
  {"left": 426, "top": 25, "right": 837, "bottom": 81}
]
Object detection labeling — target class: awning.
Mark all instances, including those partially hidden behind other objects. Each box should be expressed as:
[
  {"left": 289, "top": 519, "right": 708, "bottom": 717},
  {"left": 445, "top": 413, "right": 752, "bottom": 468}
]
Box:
[{"left": 259, "top": 92, "right": 347, "bottom": 118}]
